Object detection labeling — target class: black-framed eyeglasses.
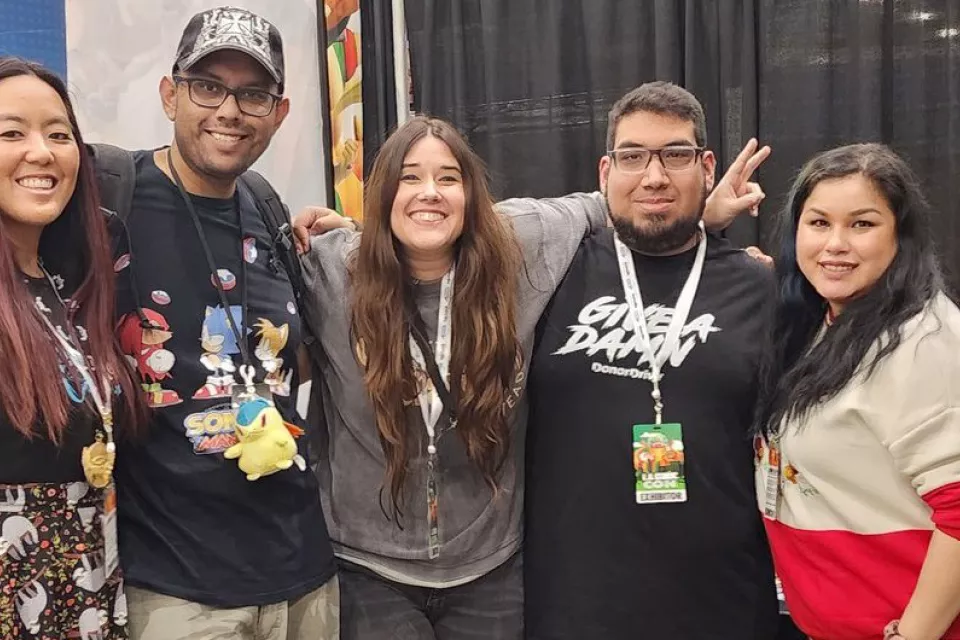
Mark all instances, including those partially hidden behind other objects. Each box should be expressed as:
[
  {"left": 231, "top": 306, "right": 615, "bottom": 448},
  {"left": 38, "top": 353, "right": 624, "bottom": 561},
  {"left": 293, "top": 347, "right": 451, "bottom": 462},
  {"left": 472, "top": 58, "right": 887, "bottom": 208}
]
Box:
[
  {"left": 607, "top": 146, "right": 704, "bottom": 173},
  {"left": 173, "top": 75, "right": 281, "bottom": 117}
]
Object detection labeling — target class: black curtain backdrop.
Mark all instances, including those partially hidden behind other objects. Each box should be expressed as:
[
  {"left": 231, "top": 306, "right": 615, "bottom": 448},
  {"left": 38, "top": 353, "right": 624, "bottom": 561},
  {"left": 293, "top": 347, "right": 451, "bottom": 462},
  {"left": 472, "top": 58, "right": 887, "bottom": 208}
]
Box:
[
  {"left": 361, "top": 0, "right": 399, "bottom": 178},
  {"left": 403, "top": 0, "right": 960, "bottom": 290},
  {"left": 760, "top": 0, "right": 960, "bottom": 287}
]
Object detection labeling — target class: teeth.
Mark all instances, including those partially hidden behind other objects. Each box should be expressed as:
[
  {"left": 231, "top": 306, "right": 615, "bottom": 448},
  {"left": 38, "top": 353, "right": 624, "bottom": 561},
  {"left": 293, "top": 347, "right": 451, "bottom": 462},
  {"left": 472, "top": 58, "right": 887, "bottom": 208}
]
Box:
[
  {"left": 412, "top": 212, "right": 444, "bottom": 222},
  {"left": 210, "top": 132, "right": 242, "bottom": 142},
  {"left": 822, "top": 264, "right": 854, "bottom": 272},
  {"left": 18, "top": 177, "right": 54, "bottom": 189}
]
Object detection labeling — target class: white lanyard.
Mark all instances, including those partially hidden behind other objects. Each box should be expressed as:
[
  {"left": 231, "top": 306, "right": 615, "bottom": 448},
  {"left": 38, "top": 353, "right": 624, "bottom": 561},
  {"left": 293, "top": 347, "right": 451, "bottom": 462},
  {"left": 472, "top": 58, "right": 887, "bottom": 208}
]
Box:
[
  {"left": 37, "top": 294, "right": 120, "bottom": 571},
  {"left": 35, "top": 263, "right": 114, "bottom": 438},
  {"left": 408, "top": 267, "right": 456, "bottom": 454},
  {"left": 614, "top": 222, "right": 707, "bottom": 424},
  {"left": 38, "top": 311, "right": 113, "bottom": 429}
]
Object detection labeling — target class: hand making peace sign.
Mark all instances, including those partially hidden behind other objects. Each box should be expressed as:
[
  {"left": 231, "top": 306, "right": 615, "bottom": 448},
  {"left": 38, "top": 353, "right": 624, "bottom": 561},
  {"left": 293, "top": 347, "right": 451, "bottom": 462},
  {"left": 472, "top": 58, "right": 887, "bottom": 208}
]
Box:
[{"left": 703, "top": 138, "right": 772, "bottom": 232}]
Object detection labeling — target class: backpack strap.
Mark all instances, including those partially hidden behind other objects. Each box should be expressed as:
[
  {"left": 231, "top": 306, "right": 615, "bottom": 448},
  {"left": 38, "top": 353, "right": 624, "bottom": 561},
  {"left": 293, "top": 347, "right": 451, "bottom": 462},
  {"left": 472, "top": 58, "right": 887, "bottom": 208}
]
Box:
[
  {"left": 88, "top": 144, "right": 161, "bottom": 332},
  {"left": 89, "top": 143, "right": 136, "bottom": 221},
  {"left": 238, "top": 171, "right": 329, "bottom": 441},
  {"left": 238, "top": 170, "right": 306, "bottom": 302}
]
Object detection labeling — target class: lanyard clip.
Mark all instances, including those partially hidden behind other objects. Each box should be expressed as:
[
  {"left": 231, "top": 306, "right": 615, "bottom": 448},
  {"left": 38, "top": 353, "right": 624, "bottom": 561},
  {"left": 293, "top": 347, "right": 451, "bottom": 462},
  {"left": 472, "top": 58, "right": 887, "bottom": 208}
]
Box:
[
  {"left": 651, "top": 379, "right": 664, "bottom": 425},
  {"left": 268, "top": 252, "right": 284, "bottom": 274},
  {"left": 274, "top": 223, "right": 293, "bottom": 252}
]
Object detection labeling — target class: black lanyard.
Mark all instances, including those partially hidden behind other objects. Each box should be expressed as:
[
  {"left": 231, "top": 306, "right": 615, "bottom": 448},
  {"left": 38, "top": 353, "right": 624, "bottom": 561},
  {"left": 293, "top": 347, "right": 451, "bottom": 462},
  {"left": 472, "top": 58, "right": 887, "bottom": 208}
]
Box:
[
  {"left": 166, "top": 148, "right": 251, "bottom": 367},
  {"left": 406, "top": 296, "right": 458, "bottom": 426}
]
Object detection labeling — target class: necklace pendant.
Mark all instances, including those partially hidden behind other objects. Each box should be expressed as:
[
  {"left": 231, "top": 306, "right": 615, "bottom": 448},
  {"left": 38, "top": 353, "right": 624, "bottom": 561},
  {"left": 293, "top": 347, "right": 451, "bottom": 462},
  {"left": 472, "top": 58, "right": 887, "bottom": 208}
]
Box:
[{"left": 82, "top": 441, "right": 116, "bottom": 489}]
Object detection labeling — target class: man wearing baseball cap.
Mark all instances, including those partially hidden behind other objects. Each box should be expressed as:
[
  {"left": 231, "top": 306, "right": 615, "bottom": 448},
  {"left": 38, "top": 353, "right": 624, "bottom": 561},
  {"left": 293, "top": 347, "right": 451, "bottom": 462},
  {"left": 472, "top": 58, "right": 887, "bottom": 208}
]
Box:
[{"left": 107, "top": 7, "right": 340, "bottom": 638}]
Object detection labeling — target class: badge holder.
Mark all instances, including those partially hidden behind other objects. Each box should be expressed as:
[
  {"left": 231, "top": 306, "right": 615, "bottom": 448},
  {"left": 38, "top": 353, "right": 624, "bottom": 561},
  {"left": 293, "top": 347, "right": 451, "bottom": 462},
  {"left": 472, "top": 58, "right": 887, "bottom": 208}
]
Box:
[
  {"left": 763, "top": 438, "right": 781, "bottom": 518},
  {"left": 632, "top": 422, "right": 687, "bottom": 504},
  {"left": 101, "top": 485, "right": 120, "bottom": 577},
  {"left": 90, "top": 397, "right": 119, "bottom": 578},
  {"left": 224, "top": 365, "right": 307, "bottom": 481},
  {"left": 775, "top": 575, "right": 789, "bottom": 615},
  {"left": 426, "top": 448, "right": 441, "bottom": 559}
]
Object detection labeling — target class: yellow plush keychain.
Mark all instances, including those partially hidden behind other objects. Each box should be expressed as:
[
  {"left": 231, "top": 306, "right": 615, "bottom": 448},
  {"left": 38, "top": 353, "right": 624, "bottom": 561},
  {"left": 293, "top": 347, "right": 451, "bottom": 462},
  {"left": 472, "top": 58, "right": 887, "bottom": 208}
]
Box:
[{"left": 225, "top": 365, "right": 306, "bottom": 481}]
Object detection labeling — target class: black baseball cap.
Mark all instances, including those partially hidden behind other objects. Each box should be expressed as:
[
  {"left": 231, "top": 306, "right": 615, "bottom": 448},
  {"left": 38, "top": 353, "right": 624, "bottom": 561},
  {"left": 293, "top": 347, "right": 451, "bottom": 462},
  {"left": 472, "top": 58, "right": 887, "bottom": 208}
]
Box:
[{"left": 173, "top": 6, "right": 285, "bottom": 92}]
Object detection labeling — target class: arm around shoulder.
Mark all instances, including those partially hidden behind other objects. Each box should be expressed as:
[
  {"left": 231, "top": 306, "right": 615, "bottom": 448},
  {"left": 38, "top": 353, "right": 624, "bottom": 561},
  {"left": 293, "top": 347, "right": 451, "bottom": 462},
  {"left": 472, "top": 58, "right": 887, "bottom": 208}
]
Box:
[
  {"left": 496, "top": 191, "right": 608, "bottom": 235},
  {"left": 496, "top": 192, "right": 608, "bottom": 288},
  {"left": 299, "top": 229, "right": 357, "bottom": 299}
]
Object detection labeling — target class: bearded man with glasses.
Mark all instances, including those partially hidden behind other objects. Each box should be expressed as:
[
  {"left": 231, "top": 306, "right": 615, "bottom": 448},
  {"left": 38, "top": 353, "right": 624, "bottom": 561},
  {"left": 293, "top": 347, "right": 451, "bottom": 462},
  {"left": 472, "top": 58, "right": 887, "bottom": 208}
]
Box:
[{"left": 523, "top": 82, "right": 786, "bottom": 639}]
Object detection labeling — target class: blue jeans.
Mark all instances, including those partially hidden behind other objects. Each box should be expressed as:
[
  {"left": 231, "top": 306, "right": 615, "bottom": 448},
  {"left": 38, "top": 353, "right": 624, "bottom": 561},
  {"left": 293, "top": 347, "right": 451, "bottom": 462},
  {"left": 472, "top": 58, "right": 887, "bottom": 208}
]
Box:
[{"left": 338, "top": 553, "right": 523, "bottom": 640}]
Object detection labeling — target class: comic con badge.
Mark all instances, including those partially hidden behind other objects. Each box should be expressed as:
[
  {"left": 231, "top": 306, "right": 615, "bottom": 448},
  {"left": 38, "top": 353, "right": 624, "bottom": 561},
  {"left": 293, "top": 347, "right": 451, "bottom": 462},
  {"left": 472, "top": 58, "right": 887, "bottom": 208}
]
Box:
[{"left": 632, "top": 423, "right": 687, "bottom": 504}]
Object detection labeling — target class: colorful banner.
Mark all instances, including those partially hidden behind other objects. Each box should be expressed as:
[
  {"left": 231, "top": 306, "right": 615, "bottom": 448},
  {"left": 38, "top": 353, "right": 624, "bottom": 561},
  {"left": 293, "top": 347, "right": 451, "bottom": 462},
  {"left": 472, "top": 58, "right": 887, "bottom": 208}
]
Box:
[{"left": 324, "top": 0, "right": 364, "bottom": 219}]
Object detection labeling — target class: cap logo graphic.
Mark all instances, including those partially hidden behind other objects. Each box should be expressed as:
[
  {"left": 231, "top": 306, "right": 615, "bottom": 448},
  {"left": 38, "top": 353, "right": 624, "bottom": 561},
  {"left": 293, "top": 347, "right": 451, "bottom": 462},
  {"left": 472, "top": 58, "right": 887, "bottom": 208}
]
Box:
[{"left": 196, "top": 8, "right": 272, "bottom": 62}]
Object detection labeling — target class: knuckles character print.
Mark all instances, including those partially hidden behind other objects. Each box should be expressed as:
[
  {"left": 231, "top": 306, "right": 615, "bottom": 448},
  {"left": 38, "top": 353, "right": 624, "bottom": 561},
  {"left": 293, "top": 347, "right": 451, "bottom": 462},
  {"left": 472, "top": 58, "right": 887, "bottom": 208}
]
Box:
[{"left": 117, "top": 309, "right": 183, "bottom": 408}]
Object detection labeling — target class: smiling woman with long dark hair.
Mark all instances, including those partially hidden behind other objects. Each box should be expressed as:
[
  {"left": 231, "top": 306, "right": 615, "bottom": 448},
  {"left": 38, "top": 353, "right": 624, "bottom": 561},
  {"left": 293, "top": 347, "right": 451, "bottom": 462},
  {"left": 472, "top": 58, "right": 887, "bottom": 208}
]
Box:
[
  {"left": 0, "top": 57, "right": 142, "bottom": 639},
  {"left": 298, "top": 116, "right": 610, "bottom": 638},
  {"left": 755, "top": 143, "right": 960, "bottom": 640}
]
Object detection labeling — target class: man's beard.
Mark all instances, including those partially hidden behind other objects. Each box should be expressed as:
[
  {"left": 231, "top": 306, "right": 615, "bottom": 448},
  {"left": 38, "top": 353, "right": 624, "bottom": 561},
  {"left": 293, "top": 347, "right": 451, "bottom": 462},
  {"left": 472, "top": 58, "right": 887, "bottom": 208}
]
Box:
[{"left": 607, "top": 186, "right": 707, "bottom": 255}]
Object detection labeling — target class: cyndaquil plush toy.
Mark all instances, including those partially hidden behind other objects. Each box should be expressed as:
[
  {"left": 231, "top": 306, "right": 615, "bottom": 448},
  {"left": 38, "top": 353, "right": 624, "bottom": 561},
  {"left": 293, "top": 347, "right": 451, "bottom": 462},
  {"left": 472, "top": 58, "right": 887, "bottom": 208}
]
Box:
[{"left": 225, "top": 397, "right": 305, "bottom": 481}]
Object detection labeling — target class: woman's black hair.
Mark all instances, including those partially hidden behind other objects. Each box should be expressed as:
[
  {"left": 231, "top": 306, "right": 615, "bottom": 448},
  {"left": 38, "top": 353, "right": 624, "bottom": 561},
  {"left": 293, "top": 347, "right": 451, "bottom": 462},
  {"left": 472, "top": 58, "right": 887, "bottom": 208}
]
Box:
[{"left": 755, "top": 143, "right": 944, "bottom": 436}]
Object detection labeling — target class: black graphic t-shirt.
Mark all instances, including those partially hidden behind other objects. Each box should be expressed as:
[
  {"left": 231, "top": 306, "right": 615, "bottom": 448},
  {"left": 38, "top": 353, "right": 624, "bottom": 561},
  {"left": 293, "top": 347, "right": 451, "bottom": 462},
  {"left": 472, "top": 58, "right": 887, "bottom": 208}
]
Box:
[
  {"left": 111, "top": 150, "right": 334, "bottom": 607},
  {"left": 0, "top": 273, "right": 97, "bottom": 484},
  {"left": 524, "top": 229, "right": 779, "bottom": 639}
]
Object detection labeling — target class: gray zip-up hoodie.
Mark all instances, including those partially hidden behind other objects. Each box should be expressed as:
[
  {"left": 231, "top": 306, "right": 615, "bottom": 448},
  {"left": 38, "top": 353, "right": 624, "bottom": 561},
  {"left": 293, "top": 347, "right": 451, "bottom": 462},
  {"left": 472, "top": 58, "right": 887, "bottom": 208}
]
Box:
[{"left": 300, "top": 193, "right": 607, "bottom": 586}]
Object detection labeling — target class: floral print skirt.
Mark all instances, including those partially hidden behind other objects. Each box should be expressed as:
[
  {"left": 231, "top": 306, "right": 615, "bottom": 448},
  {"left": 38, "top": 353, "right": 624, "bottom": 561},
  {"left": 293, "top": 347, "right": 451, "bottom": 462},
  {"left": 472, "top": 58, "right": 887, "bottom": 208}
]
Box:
[{"left": 1, "top": 481, "right": 126, "bottom": 639}]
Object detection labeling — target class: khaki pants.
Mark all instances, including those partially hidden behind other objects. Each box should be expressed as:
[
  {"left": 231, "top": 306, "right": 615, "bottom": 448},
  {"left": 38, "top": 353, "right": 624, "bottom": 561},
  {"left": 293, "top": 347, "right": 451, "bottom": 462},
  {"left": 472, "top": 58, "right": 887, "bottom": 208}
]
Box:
[{"left": 126, "top": 576, "right": 339, "bottom": 640}]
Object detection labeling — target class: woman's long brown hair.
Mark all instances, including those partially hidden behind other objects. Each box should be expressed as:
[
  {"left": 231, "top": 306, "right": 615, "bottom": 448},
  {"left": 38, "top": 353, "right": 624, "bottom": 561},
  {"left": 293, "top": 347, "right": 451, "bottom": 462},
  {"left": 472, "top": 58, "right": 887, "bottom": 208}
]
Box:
[
  {"left": 0, "top": 57, "right": 144, "bottom": 441},
  {"left": 350, "top": 116, "right": 521, "bottom": 519}
]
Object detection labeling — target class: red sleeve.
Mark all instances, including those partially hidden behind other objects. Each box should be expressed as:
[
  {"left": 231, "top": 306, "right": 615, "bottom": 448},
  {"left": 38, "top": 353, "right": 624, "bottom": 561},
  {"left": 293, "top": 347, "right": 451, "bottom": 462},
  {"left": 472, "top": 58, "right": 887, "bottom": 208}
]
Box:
[{"left": 923, "top": 481, "right": 960, "bottom": 540}]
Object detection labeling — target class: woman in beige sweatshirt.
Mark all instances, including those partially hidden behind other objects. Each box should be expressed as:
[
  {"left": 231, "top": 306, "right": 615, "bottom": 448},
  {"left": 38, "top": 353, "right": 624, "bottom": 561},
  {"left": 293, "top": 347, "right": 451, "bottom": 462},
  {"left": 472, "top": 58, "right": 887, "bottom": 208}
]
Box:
[{"left": 755, "top": 143, "right": 960, "bottom": 640}]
